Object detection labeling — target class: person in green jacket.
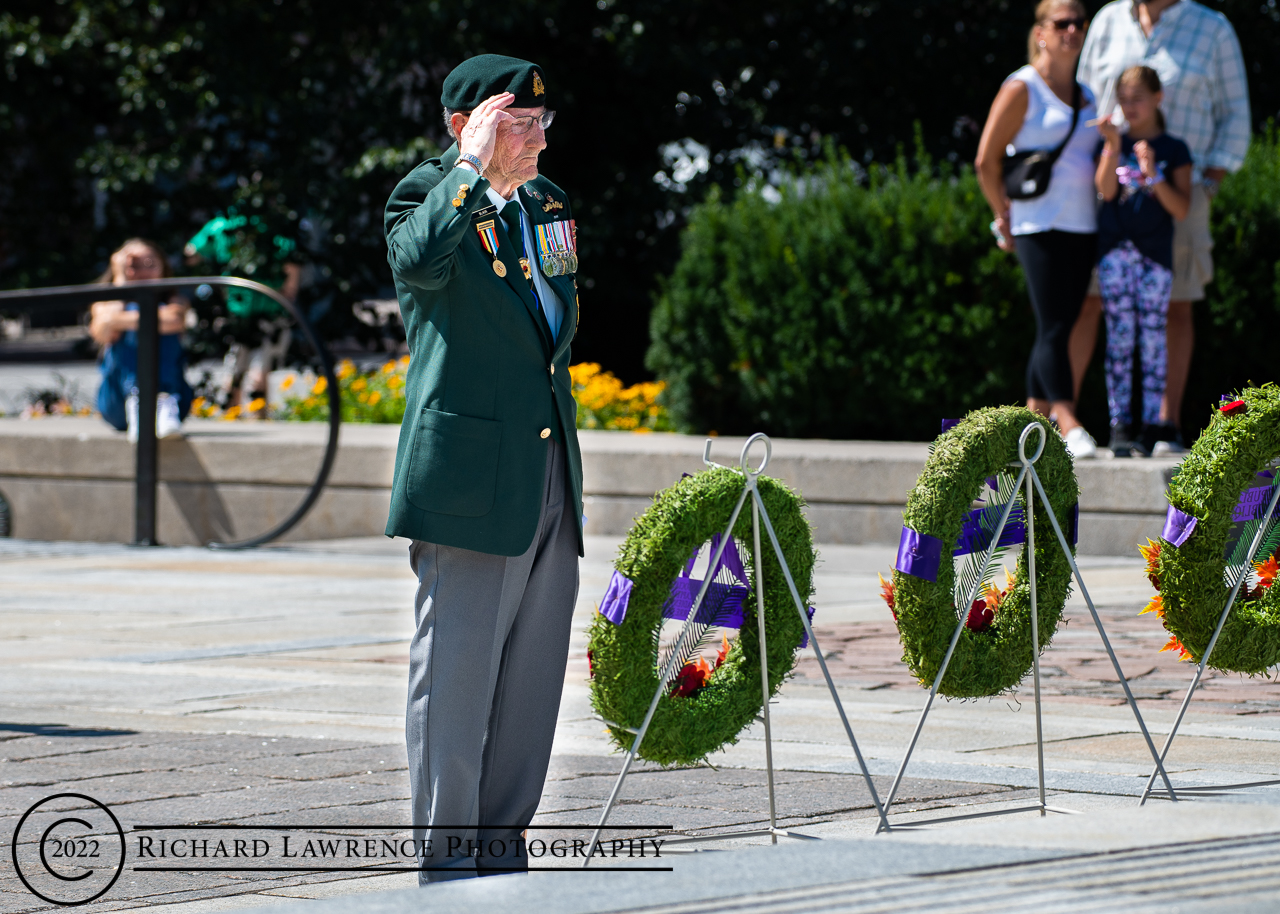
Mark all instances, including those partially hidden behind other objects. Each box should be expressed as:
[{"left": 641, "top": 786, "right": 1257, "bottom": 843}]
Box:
[{"left": 383, "top": 55, "right": 583, "bottom": 883}]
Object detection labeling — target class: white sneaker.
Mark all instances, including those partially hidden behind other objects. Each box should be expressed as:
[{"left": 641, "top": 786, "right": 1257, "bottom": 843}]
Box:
[
  {"left": 1063, "top": 425, "right": 1097, "bottom": 459},
  {"left": 1151, "top": 439, "right": 1186, "bottom": 457},
  {"left": 156, "top": 392, "right": 183, "bottom": 439},
  {"left": 125, "top": 390, "right": 139, "bottom": 444}
]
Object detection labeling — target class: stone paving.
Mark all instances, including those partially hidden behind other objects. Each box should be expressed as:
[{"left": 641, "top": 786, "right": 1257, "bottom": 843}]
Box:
[{"left": 3, "top": 534, "right": 1280, "bottom": 912}]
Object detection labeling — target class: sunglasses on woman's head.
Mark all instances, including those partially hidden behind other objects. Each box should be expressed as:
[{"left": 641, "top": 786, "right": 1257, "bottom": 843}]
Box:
[{"left": 1050, "top": 17, "right": 1086, "bottom": 30}]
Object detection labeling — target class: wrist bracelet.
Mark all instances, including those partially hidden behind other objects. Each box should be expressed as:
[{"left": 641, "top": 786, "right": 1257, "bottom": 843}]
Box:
[{"left": 458, "top": 153, "right": 484, "bottom": 175}]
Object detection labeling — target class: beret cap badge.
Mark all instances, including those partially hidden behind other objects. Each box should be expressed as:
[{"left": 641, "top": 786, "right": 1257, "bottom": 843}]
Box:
[{"left": 532, "top": 72, "right": 545, "bottom": 96}]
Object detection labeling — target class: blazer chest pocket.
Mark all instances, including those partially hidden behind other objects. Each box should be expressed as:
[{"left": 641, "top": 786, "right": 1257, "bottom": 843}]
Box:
[{"left": 406, "top": 408, "right": 502, "bottom": 517}]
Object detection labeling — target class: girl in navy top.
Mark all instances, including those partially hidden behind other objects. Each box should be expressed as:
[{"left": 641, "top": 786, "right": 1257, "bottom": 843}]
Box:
[{"left": 1094, "top": 65, "right": 1192, "bottom": 457}]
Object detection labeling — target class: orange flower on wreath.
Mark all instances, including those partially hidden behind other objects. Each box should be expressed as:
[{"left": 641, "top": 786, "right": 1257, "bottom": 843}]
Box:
[
  {"left": 1139, "top": 538, "right": 1162, "bottom": 590},
  {"left": 1160, "top": 633, "right": 1194, "bottom": 661},
  {"left": 1255, "top": 555, "right": 1279, "bottom": 589},
  {"left": 878, "top": 573, "right": 897, "bottom": 622}
]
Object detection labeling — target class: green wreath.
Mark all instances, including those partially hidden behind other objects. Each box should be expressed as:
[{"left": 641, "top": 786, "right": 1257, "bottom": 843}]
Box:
[
  {"left": 587, "top": 466, "right": 815, "bottom": 766},
  {"left": 891, "top": 406, "right": 1079, "bottom": 698},
  {"left": 1149, "top": 385, "right": 1280, "bottom": 674}
]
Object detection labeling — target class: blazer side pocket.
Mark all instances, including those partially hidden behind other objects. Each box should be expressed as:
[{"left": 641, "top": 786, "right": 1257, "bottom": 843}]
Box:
[{"left": 405, "top": 408, "right": 502, "bottom": 517}]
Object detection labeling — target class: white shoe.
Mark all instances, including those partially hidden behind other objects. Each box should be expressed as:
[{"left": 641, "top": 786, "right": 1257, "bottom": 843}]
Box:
[
  {"left": 1151, "top": 439, "right": 1186, "bottom": 457},
  {"left": 156, "top": 392, "right": 183, "bottom": 439},
  {"left": 125, "top": 391, "right": 139, "bottom": 444},
  {"left": 1063, "top": 425, "right": 1097, "bottom": 459}
]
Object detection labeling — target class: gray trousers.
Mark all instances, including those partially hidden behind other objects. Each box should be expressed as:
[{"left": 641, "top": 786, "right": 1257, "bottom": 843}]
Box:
[{"left": 406, "top": 439, "right": 579, "bottom": 883}]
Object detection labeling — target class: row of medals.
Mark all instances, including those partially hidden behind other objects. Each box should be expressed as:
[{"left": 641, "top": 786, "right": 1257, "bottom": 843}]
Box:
[{"left": 496, "top": 252, "right": 577, "bottom": 280}]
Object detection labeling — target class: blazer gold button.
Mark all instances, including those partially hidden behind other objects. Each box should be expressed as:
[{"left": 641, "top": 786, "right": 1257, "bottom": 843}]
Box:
[
  {"left": 549, "top": 364, "right": 555, "bottom": 375},
  {"left": 540, "top": 428, "right": 551, "bottom": 439}
]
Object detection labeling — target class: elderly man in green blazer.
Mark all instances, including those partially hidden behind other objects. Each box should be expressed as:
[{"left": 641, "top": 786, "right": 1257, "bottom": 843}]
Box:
[{"left": 384, "top": 54, "right": 583, "bottom": 883}]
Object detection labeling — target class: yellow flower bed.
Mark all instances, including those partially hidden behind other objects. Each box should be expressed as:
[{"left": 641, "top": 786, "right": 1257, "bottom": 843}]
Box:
[
  {"left": 194, "top": 359, "right": 668, "bottom": 431},
  {"left": 570, "top": 362, "right": 671, "bottom": 432},
  {"left": 278, "top": 356, "right": 410, "bottom": 424}
]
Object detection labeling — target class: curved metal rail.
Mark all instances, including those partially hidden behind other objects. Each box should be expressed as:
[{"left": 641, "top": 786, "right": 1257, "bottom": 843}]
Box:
[{"left": 0, "top": 276, "right": 341, "bottom": 548}]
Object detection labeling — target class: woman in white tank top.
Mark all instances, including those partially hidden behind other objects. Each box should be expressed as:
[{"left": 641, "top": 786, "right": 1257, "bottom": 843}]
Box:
[{"left": 975, "top": 0, "right": 1100, "bottom": 459}]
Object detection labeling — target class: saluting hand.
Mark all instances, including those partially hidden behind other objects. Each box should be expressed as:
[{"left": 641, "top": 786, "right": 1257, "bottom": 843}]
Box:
[{"left": 458, "top": 92, "right": 516, "bottom": 171}]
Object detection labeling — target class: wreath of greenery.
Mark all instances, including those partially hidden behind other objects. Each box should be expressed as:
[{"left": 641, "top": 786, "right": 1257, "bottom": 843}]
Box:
[
  {"left": 587, "top": 466, "right": 815, "bottom": 767},
  {"left": 893, "top": 406, "right": 1079, "bottom": 698},
  {"left": 1151, "top": 384, "right": 1280, "bottom": 674}
]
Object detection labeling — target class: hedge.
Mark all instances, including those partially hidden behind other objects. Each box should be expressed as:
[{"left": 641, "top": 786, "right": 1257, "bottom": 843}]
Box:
[{"left": 649, "top": 132, "right": 1280, "bottom": 441}]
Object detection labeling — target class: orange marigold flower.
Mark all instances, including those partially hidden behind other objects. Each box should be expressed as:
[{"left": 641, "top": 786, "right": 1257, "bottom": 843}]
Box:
[
  {"left": 280, "top": 374, "right": 296, "bottom": 391},
  {"left": 1140, "top": 593, "right": 1164, "bottom": 617},
  {"left": 312, "top": 377, "right": 328, "bottom": 395}
]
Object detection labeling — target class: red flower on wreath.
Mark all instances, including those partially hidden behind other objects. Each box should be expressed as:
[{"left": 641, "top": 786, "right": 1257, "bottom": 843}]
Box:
[
  {"left": 1221, "top": 399, "right": 1248, "bottom": 417},
  {"left": 670, "top": 636, "right": 732, "bottom": 698},
  {"left": 966, "top": 600, "right": 995, "bottom": 632},
  {"left": 671, "top": 657, "right": 713, "bottom": 697}
]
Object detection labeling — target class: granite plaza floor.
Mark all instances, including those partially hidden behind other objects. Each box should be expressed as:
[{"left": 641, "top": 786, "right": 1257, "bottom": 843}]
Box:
[{"left": 4, "top": 533, "right": 1280, "bottom": 912}]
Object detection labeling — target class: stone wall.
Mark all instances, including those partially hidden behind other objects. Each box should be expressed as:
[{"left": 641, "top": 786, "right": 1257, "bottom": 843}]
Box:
[{"left": 0, "top": 418, "right": 1175, "bottom": 553}]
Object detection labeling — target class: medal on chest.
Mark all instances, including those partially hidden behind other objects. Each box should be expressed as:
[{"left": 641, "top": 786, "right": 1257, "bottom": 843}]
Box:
[
  {"left": 475, "top": 220, "right": 507, "bottom": 277},
  {"left": 533, "top": 218, "right": 578, "bottom": 277}
]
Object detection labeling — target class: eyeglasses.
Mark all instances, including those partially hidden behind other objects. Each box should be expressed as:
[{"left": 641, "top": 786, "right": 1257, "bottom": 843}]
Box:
[
  {"left": 1050, "top": 16, "right": 1086, "bottom": 30},
  {"left": 508, "top": 110, "right": 555, "bottom": 135}
]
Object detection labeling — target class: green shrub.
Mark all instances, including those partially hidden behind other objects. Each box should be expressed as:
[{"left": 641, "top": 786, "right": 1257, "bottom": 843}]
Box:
[{"left": 647, "top": 146, "right": 1029, "bottom": 440}]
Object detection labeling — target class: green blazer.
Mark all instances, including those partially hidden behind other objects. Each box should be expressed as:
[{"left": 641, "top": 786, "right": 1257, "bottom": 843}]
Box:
[{"left": 383, "top": 144, "right": 583, "bottom": 557}]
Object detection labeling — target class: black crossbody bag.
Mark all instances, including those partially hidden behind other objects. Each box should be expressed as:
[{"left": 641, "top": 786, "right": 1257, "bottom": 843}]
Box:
[{"left": 1002, "top": 81, "right": 1082, "bottom": 200}]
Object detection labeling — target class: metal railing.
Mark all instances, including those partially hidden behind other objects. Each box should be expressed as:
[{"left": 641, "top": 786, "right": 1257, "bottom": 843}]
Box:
[{"left": 0, "top": 276, "right": 341, "bottom": 548}]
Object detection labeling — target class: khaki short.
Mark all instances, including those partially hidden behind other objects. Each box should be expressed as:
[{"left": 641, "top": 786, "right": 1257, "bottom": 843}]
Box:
[{"left": 1088, "top": 183, "right": 1213, "bottom": 302}]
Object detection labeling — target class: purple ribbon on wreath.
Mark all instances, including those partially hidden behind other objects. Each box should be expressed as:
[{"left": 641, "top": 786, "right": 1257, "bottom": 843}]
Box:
[{"left": 599, "top": 535, "right": 750, "bottom": 629}]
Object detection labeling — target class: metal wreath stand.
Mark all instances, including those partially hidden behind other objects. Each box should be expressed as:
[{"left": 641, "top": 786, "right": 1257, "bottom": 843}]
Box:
[
  {"left": 1140, "top": 475, "right": 1280, "bottom": 804},
  {"left": 583, "top": 433, "right": 890, "bottom": 865},
  {"left": 876, "top": 421, "right": 1177, "bottom": 831}
]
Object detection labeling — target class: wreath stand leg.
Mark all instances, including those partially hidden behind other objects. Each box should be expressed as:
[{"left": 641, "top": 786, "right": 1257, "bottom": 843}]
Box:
[
  {"left": 1138, "top": 480, "right": 1280, "bottom": 805},
  {"left": 876, "top": 422, "right": 1176, "bottom": 832},
  {"left": 582, "top": 434, "right": 888, "bottom": 866}
]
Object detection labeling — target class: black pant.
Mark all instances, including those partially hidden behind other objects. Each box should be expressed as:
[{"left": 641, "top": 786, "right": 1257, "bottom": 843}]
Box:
[{"left": 1015, "top": 230, "right": 1097, "bottom": 403}]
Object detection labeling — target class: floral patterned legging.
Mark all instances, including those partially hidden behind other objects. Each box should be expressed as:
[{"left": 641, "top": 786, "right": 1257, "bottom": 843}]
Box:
[{"left": 1097, "top": 241, "right": 1172, "bottom": 427}]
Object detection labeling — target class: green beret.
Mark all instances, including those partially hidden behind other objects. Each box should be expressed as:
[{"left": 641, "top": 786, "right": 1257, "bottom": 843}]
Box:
[{"left": 441, "top": 54, "right": 547, "bottom": 111}]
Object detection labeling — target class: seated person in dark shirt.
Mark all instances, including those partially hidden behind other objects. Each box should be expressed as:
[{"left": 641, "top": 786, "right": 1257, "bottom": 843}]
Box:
[{"left": 1094, "top": 65, "right": 1192, "bottom": 458}]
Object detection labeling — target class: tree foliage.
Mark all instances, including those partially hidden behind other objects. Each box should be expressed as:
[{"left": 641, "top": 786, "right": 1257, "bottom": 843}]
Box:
[{"left": 2, "top": 1, "right": 1278, "bottom": 376}]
